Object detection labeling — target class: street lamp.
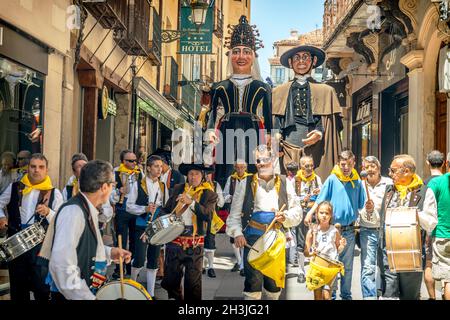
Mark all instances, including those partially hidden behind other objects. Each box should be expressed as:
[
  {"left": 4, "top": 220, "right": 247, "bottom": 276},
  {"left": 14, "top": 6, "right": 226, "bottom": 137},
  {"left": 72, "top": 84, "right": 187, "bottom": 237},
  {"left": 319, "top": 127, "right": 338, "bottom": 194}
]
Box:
[
  {"left": 161, "top": 0, "right": 210, "bottom": 43},
  {"left": 191, "top": 0, "right": 210, "bottom": 27}
]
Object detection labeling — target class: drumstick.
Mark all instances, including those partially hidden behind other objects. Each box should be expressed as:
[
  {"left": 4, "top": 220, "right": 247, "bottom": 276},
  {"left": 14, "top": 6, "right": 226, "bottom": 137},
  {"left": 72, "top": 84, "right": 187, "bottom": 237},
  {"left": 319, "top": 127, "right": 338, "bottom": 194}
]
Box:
[
  {"left": 264, "top": 204, "right": 287, "bottom": 235},
  {"left": 171, "top": 186, "right": 193, "bottom": 215},
  {"left": 245, "top": 244, "right": 259, "bottom": 253},
  {"left": 118, "top": 235, "right": 125, "bottom": 300}
]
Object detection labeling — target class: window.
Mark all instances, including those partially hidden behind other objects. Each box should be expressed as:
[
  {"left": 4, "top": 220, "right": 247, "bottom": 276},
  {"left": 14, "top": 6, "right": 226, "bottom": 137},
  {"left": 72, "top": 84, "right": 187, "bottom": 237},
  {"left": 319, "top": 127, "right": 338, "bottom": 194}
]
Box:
[{"left": 275, "top": 68, "right": 285, "bottom": 84}]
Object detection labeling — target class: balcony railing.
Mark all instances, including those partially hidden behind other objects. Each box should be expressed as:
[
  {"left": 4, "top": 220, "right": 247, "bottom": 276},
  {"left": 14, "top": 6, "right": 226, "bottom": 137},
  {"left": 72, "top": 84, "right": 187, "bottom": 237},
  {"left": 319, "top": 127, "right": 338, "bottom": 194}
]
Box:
[
  {"left": 148, "top": 7, "right": 162, "bottom": 66},
  {"left": 323, "top": 0, "right": 359, "bottom": 42},
  {"left": 213, "top": 8, "right": 224, "bottom": 39},
  {"left": 180, "top": 75, "right": 201, "bottom": 117},
  {"left": 118, "top": 0, "right": 151, "bottom": 56},
  {"left": 83, "top": 0, "right": 128, "bottom": 30},
  {"left": 163, "top": 56, "right": 179, "bottom": 102}
]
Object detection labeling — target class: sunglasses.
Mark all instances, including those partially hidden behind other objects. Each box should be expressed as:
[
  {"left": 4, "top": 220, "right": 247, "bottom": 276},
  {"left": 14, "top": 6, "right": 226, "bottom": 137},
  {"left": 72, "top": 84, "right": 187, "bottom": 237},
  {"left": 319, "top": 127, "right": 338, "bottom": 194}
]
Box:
[
  {"left": 292, "top": 54, "right": 312, "bottom": 62},
  {"left": 124, "top": 159, "right": 137, "bottom": 163},
  {"left": 17, "top": 157, "right": 27, "bottom": 161},
  {"left": 256, "top": 157, "right": 272, "bottom": 164}
]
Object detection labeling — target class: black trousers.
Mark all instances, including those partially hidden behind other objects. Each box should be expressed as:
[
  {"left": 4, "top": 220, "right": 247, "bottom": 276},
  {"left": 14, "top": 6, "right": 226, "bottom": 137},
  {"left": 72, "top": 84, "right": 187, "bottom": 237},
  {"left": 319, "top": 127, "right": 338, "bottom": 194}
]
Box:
[
  {"left": 204, "top": 220, "right": 216, "bottom": 250},
  {"left": 161, "top": 243, "right": 203, "bottom": 301},
  {"left": 378, "top": 246, "right": 423, "bottom": 300},
  {"left": 8, "top": 245, "right": 50, "bottom": 301},
  {"left": 114, "top": 207, "right": 137, "bottom": 274},
  {"left": 133, "top": 226, "right": 161, "bottom": 269}
]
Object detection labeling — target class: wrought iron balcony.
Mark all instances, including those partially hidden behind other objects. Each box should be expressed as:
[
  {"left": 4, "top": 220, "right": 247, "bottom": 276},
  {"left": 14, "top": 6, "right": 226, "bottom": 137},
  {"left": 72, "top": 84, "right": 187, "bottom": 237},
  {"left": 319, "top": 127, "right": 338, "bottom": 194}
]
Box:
[
  {"left": 213, "top": 7, "right": 224, "bottom": 39},
  {"left": 163, "top": 56, "right": 179, "bottom": 102},
  {"left": 180, "top": 75, "right": 201, "bottom": 117},
  {"left": 82, "top": 0, "right": 128, "bottom": 30},
  {"left": 148, "top": 6, "right": 162, "bottom": 66},
  {"left": 117, "top": 0, "right": 151, "bottom": 56}
]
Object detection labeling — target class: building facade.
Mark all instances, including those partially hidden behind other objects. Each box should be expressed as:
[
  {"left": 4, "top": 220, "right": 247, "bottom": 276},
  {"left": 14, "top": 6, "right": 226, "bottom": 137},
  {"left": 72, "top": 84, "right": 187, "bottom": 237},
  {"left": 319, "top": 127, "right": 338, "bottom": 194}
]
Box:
[{"left": 323, "top": 0, "right": 450, "bottom": 177}]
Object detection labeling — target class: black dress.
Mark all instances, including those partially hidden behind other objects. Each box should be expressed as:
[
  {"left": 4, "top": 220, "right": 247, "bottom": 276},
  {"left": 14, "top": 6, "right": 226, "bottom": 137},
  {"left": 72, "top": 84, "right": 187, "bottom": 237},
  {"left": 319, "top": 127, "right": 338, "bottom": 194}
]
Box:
[{"left": 207, "top": 79, "right": 272, "bottom": 187}]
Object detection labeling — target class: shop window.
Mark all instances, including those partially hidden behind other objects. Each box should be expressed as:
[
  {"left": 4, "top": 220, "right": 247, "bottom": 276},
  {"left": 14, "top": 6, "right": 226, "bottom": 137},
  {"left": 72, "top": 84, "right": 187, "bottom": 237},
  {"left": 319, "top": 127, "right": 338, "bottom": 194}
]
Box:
[{"left": 0, "top": 58, "right": 44, "bottom": 156}]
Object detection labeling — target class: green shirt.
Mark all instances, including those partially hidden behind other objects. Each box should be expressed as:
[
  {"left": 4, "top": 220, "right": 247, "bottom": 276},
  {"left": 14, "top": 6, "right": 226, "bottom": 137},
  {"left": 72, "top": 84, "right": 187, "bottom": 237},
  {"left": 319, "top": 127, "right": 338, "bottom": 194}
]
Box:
[{"left": 428, "top": 173, "right": 450, "bottom": 238}]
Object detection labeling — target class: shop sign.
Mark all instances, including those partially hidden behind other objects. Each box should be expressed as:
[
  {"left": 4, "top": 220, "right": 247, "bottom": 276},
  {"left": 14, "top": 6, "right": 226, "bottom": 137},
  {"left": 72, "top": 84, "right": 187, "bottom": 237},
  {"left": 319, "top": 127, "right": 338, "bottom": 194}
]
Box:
[
  {"left": 180, "top": 7, "right": 213, "bottom": 54},
  {"left": 107, "top": 98, "right": 117, "bottom": 116},
  {"left": 138, "top": 98, "right": 175, "bottom": 131}
]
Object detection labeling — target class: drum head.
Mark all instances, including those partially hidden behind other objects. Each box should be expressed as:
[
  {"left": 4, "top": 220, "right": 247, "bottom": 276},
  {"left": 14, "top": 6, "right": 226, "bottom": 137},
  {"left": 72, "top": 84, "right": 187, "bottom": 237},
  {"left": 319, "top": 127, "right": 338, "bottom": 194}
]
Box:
[
  {"left": 150, "top": 223, "right": 185, "bottom": 245},
  {"left": 96, "top": 280, "right": 151, "bottom": 300},
  {"left": 248, "top": 230, "right": 277, "bottom": 262}
]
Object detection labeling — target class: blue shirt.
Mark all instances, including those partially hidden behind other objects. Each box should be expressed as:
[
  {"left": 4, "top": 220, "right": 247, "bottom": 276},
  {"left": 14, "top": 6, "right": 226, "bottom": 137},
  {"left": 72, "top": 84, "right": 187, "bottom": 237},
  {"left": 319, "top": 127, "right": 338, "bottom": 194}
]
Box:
[{"left": 315, "top": 174, "right": 366, "bottom": 226}]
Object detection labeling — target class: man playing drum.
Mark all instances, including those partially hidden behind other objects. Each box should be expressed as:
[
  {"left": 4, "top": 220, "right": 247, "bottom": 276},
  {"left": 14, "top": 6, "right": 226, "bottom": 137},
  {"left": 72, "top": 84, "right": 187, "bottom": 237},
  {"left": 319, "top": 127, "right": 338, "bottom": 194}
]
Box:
[
  {"left": 223, "top": 159, "right": 253, "bottom": 276},
  {"left": 378, "top": 155, "right": 438, "bottom": 300},
  {"left": 0, "top": 153, "right": 64, "bottom": 301},
  {"left": 227, "top": 145, "right": 302, "bottom": 300},
  {"left": 126, "top": 155, "right": 169, "bottom": 299},
  {"left": 44, "top": 160, "right": 131, "bottom": 300},
  {"left": 160, "top": 163, "right": 218, "bottom": 301}
]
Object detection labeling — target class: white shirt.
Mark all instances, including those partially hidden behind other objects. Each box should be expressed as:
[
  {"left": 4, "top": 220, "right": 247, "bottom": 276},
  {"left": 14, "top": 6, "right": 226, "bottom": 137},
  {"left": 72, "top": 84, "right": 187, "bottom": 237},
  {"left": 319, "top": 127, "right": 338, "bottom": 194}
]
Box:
[
  {"left": 295, "top": 74, "right": 311, "bottom": 85},
  {"left": 160, "top": 169, "right": 171, "bottom": 188},
  {"left": 49, "top": 193, "right": 112, "bottom": 300},
  {"left": 214, "top": 183, "right": 225, "bottom": 209},
  {"left": 126, "top": 176, "right": 169, "bottom": 215},
  {"left": 230, "top": 74, "right": 253, "bottom": 112},
  {"left": 315, "top": 225, "right": 338, "bottom": 260},
  {"left": 358, "top": 176, "right": 393, "bottom": 228},
  {"left": 292, "top": 175, "right": 323, "bottom": 201},
  {"left": 226, "top": 175, "right": 303, "bottom": 238},
  {"left": 0, "top": 183, "right": 63, "bottom": 223},
  {"left": 223, "top": 175, "right": 249, "bottom": 204}
]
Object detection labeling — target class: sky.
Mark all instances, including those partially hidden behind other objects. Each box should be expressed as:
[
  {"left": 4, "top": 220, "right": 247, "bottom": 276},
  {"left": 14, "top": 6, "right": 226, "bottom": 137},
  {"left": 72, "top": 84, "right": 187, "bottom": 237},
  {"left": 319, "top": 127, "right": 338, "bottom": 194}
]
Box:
[{"left": 251, "top": 0, "right": 325, "bottom": 80}]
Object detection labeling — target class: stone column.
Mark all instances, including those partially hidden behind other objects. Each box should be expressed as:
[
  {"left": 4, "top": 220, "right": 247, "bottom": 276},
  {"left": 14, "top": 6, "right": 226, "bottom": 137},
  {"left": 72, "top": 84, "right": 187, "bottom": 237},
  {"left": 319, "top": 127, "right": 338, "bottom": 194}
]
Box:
[{"left": 401, "top": 50, "right": 425, "bottom": 176}]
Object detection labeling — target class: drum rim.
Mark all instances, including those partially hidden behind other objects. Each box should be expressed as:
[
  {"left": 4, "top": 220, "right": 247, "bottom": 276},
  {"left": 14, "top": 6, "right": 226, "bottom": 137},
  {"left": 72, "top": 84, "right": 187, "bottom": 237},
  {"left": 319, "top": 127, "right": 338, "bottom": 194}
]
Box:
[
  {"left": 96, "top": 280, "right": 151, "bottom": 300},
  {"left": 150, "top": 224, "right": 185, "bottom": 245}
]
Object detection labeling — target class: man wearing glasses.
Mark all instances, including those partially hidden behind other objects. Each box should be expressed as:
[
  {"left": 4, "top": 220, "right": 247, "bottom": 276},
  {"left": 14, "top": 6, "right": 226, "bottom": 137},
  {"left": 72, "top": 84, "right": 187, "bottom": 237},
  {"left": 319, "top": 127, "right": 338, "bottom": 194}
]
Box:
[
  {"left": 377, "top": 155, "right": 438, "bottom": 300},
  {"left": 110, "top": 149, "right": 142, "bottom": 278},
  {"left": 13, "top": 150, "right": 31, "bottom": 182},
  {"left": 272, "top": 45, "right": 344, "bottom": 179},
  {"left": 226, "top": 145, "right": 302, "bottom": 300},
  {"left": 204, "top": 16, "right": 272, "bottom": 187}
]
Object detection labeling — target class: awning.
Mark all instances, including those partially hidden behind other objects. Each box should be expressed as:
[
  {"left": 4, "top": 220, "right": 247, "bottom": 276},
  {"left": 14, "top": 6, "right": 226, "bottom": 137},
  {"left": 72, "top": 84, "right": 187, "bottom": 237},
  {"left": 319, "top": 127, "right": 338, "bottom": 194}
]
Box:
[{"left": 135, "top": 76, "right": 192, "bottom": 131}]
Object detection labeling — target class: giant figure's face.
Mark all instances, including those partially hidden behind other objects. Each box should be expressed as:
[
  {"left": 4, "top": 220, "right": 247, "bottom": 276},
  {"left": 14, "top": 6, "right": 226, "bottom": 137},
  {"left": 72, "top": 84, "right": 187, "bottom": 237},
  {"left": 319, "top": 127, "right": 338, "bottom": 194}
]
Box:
[
  {"left": 231, "top": 46, "right": 254, "bottom": 75},
  {"left": 289, "top": 51, "right": 317, "bottom": 76}
]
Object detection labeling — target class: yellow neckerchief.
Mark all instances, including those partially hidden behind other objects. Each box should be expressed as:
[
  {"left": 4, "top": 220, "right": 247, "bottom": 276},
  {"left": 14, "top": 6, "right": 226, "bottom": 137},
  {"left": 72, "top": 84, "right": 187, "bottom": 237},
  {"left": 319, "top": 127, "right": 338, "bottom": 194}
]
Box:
[
  {"left": 394, "top": 174, "right": 423, "bottom": 200},
  {"left": 70, "top": 177, "right": 79, "bottom": 196},
  {"left": 296, "top": 170, "right": 316, "bottom": 184},
  {"left": 230, "top": 171, "right": 253, "bottom": 181},
  {"left": 331, "top": 165, "right": 360, "bottom": 188},
  {"left": 141, "top": 176, "right": 164, "bottom": 200},
  {"left": 251, "top": 174, "right": 281, "bottom": 197},
  {"left": 184, "top": 182, "right": 215, "bottom": 238},
  {"left": 21, "top": 174, "right": 53, "bottom": 196},
  {"left": 118, "top": 163, "right": 140, "bottom": 175}
]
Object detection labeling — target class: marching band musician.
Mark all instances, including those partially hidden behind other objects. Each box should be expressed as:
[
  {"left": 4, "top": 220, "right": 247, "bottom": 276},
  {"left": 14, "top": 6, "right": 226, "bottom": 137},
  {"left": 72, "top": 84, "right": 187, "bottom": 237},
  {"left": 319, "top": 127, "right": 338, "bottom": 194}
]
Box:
[
  {"left": 13, "top": 150, "right": 32, "bottom": 182},
  {"left": 203, "top": 171, "right": 225, "bottom": 278},
  {"left": 357, "top": 156, "right": 392, "bottom": 300},
  {"left": 226, "top": 145, "right": 302, "bottom": 300},
  {"left": 0, "top": 153, "right": 64, "bottom": 301},
  {"left": 378, "top": 155, "right": 438, "bottom": 300},
  {"left": 160, "top": 162, "right": 218, "bottom": 301},
  {"left": 126, "top": 155, "right": 169, "bottom": 299},
  {"left": 44, "top": 160, "right": 131, "bottom": 300},
  {"left": 294, "top": 156, "right": 322, "bottom": 283},
  {"left": 223, "top": 160, "right": 253, "bottom": 276},
  {"left": 153, "top": 148, "right": 185, "bottom": 196},
  {"left": 110, "top": 149, "right": 142, "bottom": 277},
  {"left": 63, "top": 153, "right": 113, "bottom": 230}
]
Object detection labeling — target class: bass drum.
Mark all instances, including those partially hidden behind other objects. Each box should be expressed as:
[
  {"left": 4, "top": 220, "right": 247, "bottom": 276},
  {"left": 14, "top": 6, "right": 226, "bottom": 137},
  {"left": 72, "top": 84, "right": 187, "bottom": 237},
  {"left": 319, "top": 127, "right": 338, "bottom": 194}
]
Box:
[{"left": 96, "top": 279, "right": 152, "bottom": 300}]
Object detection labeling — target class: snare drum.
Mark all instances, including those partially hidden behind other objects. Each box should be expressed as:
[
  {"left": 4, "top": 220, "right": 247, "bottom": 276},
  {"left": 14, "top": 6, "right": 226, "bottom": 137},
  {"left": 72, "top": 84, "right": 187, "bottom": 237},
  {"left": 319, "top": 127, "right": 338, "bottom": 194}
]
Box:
[
  {"left": 0, "top": 224, "right": 46, "bottom": 262},
  {"left": 145, "top": 214, "right": 185, "bottom": 245},
  {"left": 96, "top": 279, "right": 152, "bottom": 300},
  {"left": 306, "top": 253, "right": 344, "bottom": 291},
  {"left": 385, "top": 207, "right": 422, "bottom": 272}
]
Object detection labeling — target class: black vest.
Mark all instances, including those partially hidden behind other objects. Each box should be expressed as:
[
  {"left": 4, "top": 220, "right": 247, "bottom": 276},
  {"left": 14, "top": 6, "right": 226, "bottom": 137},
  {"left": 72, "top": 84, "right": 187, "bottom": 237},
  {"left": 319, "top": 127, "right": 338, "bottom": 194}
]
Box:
[
  {"left": 241, "top": 175, "right": 288, "bottom": 230},
  {"left": 7, "top": 182, "right": 55, "bottom": 237},
  {"left": 66, "top": 185, "right": 74, "bottom": 200},
  {"left": 52, "top": 194, "right": 98, "bottom": 288}
]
